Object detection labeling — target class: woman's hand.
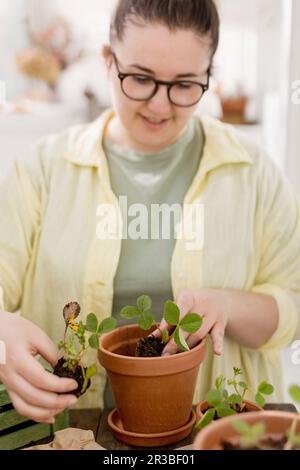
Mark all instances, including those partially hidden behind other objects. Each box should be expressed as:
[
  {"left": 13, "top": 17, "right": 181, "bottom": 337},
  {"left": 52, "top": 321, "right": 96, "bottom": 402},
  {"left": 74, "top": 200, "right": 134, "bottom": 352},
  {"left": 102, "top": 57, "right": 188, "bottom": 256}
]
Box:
[
  {"left": 0, "top": 311, "right": 78, "bottom": 423},
  {"left": 154, "top": 288, "right": 231, "bottom": 356}
]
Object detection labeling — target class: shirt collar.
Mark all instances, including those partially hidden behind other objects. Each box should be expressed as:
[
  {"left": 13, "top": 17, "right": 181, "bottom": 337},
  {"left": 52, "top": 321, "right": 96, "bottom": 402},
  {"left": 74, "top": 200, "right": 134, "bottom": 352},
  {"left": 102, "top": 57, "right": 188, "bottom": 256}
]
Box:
[
  {"left": 64, "top": 110, "right": 253, "bottom": 171},
  {"left": 63, "top": 109, "right": 114, "bottom": 168}
]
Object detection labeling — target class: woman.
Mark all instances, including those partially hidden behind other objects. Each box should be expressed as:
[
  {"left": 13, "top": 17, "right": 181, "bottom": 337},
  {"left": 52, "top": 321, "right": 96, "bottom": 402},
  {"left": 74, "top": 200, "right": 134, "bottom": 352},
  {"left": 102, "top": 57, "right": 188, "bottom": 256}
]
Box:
[{"left": 0, "top": 0, "right": 300, "bottom": 423}]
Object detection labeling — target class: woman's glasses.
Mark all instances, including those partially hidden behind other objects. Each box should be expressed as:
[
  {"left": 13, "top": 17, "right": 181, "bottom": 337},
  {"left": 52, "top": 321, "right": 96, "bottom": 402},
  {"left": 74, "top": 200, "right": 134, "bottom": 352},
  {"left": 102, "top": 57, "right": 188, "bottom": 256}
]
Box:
[{"left": 112, "top": 52, "right": 210, "bottom": 108}]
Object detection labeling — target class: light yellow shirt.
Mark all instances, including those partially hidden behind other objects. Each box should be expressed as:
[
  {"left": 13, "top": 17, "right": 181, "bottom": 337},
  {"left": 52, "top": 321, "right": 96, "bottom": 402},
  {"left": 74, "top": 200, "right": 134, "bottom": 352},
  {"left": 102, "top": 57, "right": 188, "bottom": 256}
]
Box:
[{"left": 1, "top": 109, "right": 300, "bottom": 408}]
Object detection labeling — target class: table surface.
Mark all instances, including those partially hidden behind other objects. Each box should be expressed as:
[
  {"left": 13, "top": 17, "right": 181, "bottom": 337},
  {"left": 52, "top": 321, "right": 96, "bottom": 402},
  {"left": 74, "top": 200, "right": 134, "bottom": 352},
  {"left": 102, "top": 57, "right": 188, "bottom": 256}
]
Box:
[{"left": 66, "top": 403, "right": 298, "bottom": 451}]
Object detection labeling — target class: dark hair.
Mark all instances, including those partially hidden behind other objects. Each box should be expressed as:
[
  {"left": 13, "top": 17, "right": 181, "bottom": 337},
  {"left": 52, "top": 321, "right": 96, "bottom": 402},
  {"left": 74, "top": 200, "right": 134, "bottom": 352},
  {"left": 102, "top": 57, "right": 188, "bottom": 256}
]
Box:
[{"left": 110, "top": 0, "right": 220, "bottom": 58}]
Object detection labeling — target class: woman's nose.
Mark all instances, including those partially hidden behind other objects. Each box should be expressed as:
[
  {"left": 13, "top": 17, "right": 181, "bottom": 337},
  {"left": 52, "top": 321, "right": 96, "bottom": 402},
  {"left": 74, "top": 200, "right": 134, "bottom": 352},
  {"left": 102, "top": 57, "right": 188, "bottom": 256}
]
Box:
[{"left": 146, "top": 84, "right": 172, "bottom": 116}]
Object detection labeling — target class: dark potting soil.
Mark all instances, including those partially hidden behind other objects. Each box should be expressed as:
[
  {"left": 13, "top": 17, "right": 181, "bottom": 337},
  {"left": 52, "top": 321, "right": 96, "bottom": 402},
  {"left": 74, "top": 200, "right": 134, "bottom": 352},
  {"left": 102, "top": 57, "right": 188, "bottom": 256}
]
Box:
[
  {"left": 205, "top": 403, "right": 257, "bottom": 421},
  {"left": 135, "top": 335, "right": 165, "bottom": 357},
  {"left": 53, "top": 357, "right": 90, "bottom": 397},
  {"left": 221, "top": 435, "right": 291, "bottom": 450}
]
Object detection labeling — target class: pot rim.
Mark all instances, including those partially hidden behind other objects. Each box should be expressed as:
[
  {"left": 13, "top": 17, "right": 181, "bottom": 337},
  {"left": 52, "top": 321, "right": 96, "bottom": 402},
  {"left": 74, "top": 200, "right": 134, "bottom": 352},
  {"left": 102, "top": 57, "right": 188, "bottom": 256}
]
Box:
[
  {"left": 98, "top": 323, "right": 206, "bottom": 375},
  {"left": 99, "top": 323, "right": 205, "bottom": 361}
]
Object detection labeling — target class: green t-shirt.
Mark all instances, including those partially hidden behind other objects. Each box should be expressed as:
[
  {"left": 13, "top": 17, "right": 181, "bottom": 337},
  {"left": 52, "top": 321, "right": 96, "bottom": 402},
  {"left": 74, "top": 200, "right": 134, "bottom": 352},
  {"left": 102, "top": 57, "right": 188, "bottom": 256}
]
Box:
[{"left": 102, "top": 116, "right": 203, "bottom": 408}]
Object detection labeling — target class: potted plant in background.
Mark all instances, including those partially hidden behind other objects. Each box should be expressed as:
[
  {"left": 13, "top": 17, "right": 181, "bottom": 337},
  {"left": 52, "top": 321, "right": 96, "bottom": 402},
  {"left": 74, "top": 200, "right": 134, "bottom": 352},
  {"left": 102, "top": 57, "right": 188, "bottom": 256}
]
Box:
[
  {"left": 195, "top": 367, "right": 274, "bottom": 429},
  {"left": 194, "top": 385, "right": 300, "bottom": 450},
  {"left": 98, "top": 295, "right": 205, "bottom": 447}
]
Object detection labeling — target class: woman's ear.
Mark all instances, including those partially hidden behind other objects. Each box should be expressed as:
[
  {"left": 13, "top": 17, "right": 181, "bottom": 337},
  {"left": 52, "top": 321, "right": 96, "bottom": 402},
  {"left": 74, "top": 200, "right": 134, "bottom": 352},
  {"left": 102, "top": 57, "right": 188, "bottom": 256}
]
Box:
[{"left": 102, "top": 44, "right": 113, "bottom": 70}]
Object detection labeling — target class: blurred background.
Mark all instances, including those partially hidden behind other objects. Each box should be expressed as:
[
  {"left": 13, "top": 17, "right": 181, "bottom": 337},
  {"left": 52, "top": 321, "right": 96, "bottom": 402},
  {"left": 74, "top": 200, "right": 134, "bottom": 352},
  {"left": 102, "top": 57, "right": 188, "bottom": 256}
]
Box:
[{"left": 0, "top": 0, "right": 300, "bottom": 401}]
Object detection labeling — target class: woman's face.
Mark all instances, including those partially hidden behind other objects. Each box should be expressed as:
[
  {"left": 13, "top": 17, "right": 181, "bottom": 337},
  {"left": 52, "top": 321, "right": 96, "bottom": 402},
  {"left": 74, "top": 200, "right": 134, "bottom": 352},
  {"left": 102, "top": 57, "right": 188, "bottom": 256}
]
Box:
[{"left": 105, "top": 22, "right": 211, "bottom": 152}]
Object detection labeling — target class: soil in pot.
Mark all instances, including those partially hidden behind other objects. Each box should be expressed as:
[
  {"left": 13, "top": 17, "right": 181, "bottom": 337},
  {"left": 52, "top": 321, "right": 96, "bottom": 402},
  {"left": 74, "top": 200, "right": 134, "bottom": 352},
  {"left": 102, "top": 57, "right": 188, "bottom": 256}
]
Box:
[
  {"left": 221, "top": 435, "right": 290, "bottom": 450},
  {"left": 53, "top": 357, "right": 90, "bottom": 398},
  {"left": 135, "top": 335, "right": 164, "bottom": 357}
]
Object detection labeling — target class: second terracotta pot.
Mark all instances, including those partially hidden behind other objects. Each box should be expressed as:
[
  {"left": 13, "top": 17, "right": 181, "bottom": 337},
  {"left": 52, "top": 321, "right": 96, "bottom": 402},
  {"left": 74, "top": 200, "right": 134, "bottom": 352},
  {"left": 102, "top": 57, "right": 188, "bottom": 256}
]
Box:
[
  {"left": 98, "top": 324, "right": 206, "bottom": 434},
  {"left": 194, "top": 410, "right": 300, "bottom": 450}
]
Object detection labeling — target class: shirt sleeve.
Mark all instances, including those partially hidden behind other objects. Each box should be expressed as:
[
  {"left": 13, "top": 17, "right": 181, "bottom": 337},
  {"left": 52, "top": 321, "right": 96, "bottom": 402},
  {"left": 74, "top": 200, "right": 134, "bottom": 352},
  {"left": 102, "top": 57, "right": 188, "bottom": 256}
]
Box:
[
  {"left": 251, "top": 154, "right": 300, "bottom": 351},
  {"left": 0, "top": 145, "right": 44, "bottom": 313}
]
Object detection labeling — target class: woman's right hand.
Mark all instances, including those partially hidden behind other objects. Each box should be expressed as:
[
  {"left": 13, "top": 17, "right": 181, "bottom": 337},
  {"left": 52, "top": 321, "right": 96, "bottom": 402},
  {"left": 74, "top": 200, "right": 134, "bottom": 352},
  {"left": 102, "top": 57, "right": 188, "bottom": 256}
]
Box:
[{"left": 0, "top": 311, "right": 78, "bottom": 423}]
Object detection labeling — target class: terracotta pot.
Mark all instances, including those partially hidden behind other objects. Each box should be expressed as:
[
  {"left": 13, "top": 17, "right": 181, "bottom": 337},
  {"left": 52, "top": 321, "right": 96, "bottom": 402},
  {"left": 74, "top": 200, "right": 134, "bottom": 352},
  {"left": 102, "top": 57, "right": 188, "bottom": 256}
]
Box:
[
  {"left": 196, "top": 399, "right": 262, "bottom": 422},
  {"left": 194, "top": 410, "right": 300, "bottom": 450},
  {"left": 98, "top": 324, "right": 206, "bottom": 434}
]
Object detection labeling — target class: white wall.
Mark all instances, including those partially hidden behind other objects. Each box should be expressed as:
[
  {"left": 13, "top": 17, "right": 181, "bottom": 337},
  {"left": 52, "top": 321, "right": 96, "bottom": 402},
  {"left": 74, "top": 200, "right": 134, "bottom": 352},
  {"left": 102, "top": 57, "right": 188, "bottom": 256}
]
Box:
[{"left": 0, "top": 0, "right": 29, "bottom": 100}]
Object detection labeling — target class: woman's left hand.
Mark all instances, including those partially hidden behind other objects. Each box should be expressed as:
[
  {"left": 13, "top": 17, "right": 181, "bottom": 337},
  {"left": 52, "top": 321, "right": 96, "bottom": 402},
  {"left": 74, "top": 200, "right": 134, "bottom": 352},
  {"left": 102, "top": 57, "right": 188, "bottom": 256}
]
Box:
[{"left": 153, "top": 288, "right": 231, "bottom": 356}]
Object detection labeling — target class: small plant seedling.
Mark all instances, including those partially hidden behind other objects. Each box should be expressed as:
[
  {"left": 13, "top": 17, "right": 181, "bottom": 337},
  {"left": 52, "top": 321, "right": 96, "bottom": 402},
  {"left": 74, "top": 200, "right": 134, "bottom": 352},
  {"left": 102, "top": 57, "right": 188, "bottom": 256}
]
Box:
[
  {"left": 120, "top": 294, "right": 203, "bottom": 356},
  {"left": 54, "top": 302, "right": 116, "bottom": 397},
  {"left": 195, "top": 367, "right": 274, "bottom": 429},
  {"left": 231, "top": 421, "right": 266, "bottom": 449}
]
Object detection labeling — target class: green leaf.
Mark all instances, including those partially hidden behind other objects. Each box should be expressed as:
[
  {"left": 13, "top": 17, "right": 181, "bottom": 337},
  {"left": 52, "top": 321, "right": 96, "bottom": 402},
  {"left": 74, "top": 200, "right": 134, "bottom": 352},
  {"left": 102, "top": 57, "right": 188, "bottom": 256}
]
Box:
[
  {"left": 232, "top": 420, "right": 251, "bottom": 434},
  {"left": 161, "top": 329, "right": 169, "bottom": 344},
  {"left": 258, "top": 381, "right": 274, "bottom": 395},
  {"left": 223, "top": 389, "right": 229, "bottom": 399},
  {"left": 228, "top": 393, "right": 242, "bottom": 406},
  {"left": 86, "top": 364, "right": 97, "bottom": 380},
  {"left": 163, "top": 300, "right": 180, "bottom": 326},
  {"left": 255, "top": 392, "right": 265, "bottom": 407},
  {"left": 233, "top": 367, "right": 243, "bottom": 377},
  {"left": 179, "top": 313, "right": 203, "bottom": 333},
  {"left": 173, "top": 327, "right": 189, "bottom": 352},
  {"left": 215, "top": 375, "right": 226, "bottom": 390},
  {"left": 86, "top": 313, "right": 98, "bottom": 333},
  {"left": 238, "top": 422, "right": 265, "bottom": 448},
  {"left": 77, "top": 321, "right": 86, "bottom": 342},
  {"left": 120, "top": 306, "right": 140, "bottom": 319},
  {"left": 216, "top": 405, "right": 237, "bottom": 418},
  {"left": 138, "top": 311, "right": 155, "bottom": 330},
  {"left": 97, "top": 317, "right": 117, "bottom": 334},
  {"left": 88, "top": 334, "right": 99, "bottom": 349},
  {"left": 137, "top": 295, "right": 152, "bottom": 312},
  {"left": 289, "top": 385, "right": 300, "bottom": 404},
  {"left": 238, "top": 381, "right": 248, "bottom": 390},
  {"left": 205, "top": 388, "right": 223, "bottom": 407},
  {"left": 251, "top": 422, "right": 265, "bottom": 437},
  {"left": 195, "top": 408, "right": 215, "bottom": 430}
]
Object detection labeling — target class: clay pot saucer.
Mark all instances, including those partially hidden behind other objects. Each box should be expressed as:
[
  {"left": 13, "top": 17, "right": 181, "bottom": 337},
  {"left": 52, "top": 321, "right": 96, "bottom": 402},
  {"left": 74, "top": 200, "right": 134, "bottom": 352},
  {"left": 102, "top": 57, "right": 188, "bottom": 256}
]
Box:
[{"left": 108, "top": 408, "right": 196, "bottom": 447}]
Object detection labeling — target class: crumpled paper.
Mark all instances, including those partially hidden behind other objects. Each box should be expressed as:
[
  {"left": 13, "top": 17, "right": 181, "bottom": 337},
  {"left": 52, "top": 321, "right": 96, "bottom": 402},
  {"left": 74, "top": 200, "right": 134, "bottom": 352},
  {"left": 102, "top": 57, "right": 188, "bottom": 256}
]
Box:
[{"left": 24, "top": 428, "right": 106, "bottom": 450}]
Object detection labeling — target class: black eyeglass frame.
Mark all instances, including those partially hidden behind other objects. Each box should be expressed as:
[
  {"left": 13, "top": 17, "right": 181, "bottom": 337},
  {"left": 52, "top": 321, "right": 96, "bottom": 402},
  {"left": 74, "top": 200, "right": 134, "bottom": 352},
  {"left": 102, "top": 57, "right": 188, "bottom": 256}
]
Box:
[{"left": 112, "top": 52, "right": 210, "bottom": 108}]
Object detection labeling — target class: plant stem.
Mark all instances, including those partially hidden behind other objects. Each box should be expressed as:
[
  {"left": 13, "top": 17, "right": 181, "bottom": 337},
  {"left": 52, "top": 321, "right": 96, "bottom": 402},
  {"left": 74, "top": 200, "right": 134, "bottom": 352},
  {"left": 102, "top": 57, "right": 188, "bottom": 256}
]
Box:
[
  {"left": 63, "top": 327, "right": 68, "bottom": 359},
  {"left": 80, "top": 364, "right": 87, "bottom": 394}
]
